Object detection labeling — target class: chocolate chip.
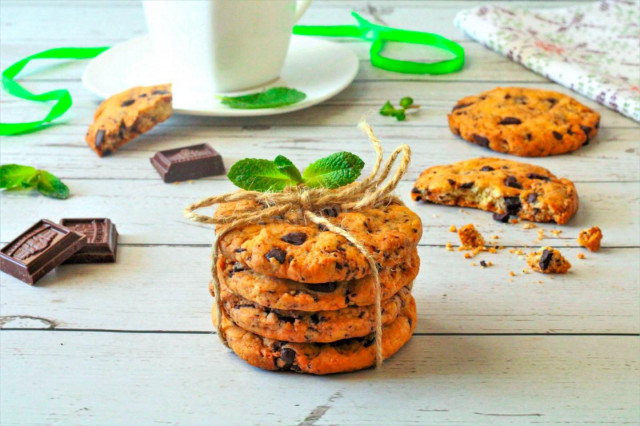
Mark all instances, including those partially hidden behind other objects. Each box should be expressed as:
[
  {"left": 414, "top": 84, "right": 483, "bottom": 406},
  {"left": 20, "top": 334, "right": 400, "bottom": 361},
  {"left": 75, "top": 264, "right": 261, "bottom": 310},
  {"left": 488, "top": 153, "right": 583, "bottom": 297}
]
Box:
[
  {"left": 118, "top": 122, "right": 126, "bottom": 139},
  {"left": 480, "top": 166, "right": 495, "bottom": 172},
  {"left": 595, "top": 119, "right": 600, "bottom": 129},
  {"left": 452, "top": 102, "right": 474, "bottom": 111},
  {"left": 514, "top": 96, "right": 528, "bottom": 104},
  {"left": 525, "top": 133, "right": 532, "bottom": 141},
  {"left": 310, "top": 314, "right": 321, "bottom": 324},
  {"left": 95, "top": 129, "right": 105, "bottom": 148},
  {"left": 552, "top": 131, "right": 563, "bottom": 140},
  {"left": 321, "top": 207, "right": 338, "bottom": 217},
  {"left": 139, "top": 93, "right": 148, "bottom": 98},
  {"left": 460, "top": 182, "right": 474, "bottom": 189},
  {"left": 411, "top": 187, "right": 421, "bottom": 194},
  {"left": 472, "top": 134, "right": 490, "bottom": 147},
  {"left": 231, "top": 262, "right": 245, "bottom": 273},
  {"left": 492, "top": 212, "right": 510, "bottom": 223},
  {"left": 527, "top": 193, "right": 539, "bottom": 203},
  {"left": 265, "top": 248, "right": 286, "bottom": 264},
  {"left": 504, "top": 196, "right": 522, "bottom": 214},
  {"left": 580, "top": 125, "right": 592, "bottom": 145},
  {"left": 152, "top": 90, "right": 170, "bottom": 95},
  {"left": 480, "top": 260, "right": 487, "bottom": 267},
  {"left": 504, "top": 94, "right": 511, "bottom": 99},
  {"left": 504, "top": 175, "right": 523, "bottom": 189},
  {"left": 547, "top": 98, "right": 558, "bottom": 106},
  {"left": 234, "top": 248, "right": 246, "bottom": 253},
  {"left": 527, "top": 173, "right": 550, "bottom": 181},
  {"left": 121, "top": 99, "right": 135, "bottom": 107},
  {"left": 499, "top": 117, "right": 522, "bottom": 125},
  {"left": 362, "top": 334, "right": 375, "bottom": 348},
  {"left": 567, "top": 128, "right": 574, "bottom": 135},
  {"left": 539, "top": 249, "right": 553, "bottom": 271},
  {"left": 278, "top": 315, "right": 295, "bottom": 324},
  {"left": 308, "top": 282, "right": 337, "bottom": 293},
  {"left": 281, "top": 232, "right": 307, "bottom": 246},
  {"left": 447, "top": 179, "right": 456, "bottom": 186},
  {"left": 276, "top": 348, "right": 296, "bottom": 370}
]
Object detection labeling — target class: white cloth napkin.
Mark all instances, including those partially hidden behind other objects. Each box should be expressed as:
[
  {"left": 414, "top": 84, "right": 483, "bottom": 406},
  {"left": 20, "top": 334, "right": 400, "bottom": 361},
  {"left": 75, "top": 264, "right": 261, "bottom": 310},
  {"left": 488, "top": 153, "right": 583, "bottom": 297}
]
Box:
[{"left": 455, "top": 0, "right": 640, "bottom": 122}]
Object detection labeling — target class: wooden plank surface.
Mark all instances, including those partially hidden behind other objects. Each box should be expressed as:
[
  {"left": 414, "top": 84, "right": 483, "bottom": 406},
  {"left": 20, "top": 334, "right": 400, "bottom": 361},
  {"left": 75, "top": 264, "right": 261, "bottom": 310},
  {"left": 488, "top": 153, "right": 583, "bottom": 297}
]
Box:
[
  {"left": 1, "top": 332, "right": 638, "bottom": 425},
  {"left": 1, "top": 1, "right": 639, "bottom": 425}
]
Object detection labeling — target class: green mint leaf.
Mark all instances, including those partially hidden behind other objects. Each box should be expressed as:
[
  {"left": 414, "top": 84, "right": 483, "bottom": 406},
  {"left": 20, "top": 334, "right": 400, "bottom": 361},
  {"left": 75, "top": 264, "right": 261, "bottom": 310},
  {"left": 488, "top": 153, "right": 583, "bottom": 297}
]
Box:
[
  {"left": 302, "top": 152, "right": 364, "bottom": 189},
  {"left": 274, "top": 155, "right": 302, "bottom": 184},
  {"left": 394, "top": 110, "right": 406, "bottom": 121},
  {"left": 36, "top": 170, "right": 69, "bottom": 199},
  {"left": 399, "top": 97, "right": 414, "bottom": 109},
  {"left": 0, "top": 164, "right": 39, "bottom": 189},
  {"left": 218, "top": 87, "right": 306, "bottom": 109},
  {"left": 228, "top": 158, "right": 298, "bottom": 192},
  {"left": 379, "top": 101, "right": 397, "bottom": 117}
]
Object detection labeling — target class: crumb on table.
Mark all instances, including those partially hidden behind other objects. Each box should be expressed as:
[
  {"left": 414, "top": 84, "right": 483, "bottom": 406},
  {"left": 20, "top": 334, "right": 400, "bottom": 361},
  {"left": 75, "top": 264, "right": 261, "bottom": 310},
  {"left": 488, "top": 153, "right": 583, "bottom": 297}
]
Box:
[
  {"left": 458, "top": 224, "right": 485, "bottom": 251},
  {"left": 578, "top": 226, "right": 603, "bottom": 252},
  {"left": 526, "top": 247, "right": 572, "bottom": 274},
  {"left": 577, "top": 253, "right": 586, "bottom": 259},
  {"left": 449, "top": 225, "right": 457, "bottom": 232}
]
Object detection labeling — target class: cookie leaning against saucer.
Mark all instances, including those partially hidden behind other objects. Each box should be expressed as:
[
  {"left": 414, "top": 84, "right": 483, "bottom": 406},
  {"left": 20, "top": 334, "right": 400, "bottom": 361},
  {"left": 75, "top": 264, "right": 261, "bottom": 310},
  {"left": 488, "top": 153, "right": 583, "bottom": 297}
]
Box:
[
  {"left": 411, "top": 157, "right": 579, "bottom": 224},
  {"left": 85, "top": 84, "right": 172, "bottom": 157},
  {"left": 221, "top": 286, "right": 412, "bottom": 343},
  {"left": 214, "top": 249, "right": 419, "bottom": 312},
  {"left": 448, "top": 87, "right": 600, "bottom": 157},
  {"left": 214, "top": 292, "right": 417, "bottom": 375},
  {"left": 215, "top": 200, "right": 422, "bottom": 283}
]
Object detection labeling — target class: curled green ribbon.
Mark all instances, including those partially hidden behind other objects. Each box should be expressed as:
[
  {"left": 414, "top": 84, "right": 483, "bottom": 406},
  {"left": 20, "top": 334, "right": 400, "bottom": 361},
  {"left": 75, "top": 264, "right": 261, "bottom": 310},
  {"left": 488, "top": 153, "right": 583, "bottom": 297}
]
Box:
[
  {"left": 294, "top": 12, "right": 465, "bottom": 75},
  {"left": 0, "top": 47, "right": 108, "bottom": 136}
]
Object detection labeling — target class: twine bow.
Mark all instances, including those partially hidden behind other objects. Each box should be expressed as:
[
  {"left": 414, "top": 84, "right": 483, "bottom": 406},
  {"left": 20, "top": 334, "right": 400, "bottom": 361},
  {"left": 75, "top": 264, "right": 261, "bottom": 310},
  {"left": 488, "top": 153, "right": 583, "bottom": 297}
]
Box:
[{"left": 184, "top": 121, "right": 411, "bottom": 368}]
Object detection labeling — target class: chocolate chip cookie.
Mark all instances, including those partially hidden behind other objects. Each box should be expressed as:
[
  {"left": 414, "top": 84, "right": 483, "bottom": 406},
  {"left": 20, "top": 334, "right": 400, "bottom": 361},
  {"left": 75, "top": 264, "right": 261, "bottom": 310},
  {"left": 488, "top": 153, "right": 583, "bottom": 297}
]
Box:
[
  {"left": 85, "top": 84, "right": 172, "bottom": 157},
  {"left": 215, "top": 201, "right": 422, "bottom": 283},
  {"left": 411, "top": 158, "right": 579, "bottom": 224},
  {"left": 214, "top": 249, "right": 419, "bottom": 312},
  {"left": 448, "top": 87, "right": 600, "bottom": 157},
  {"left": 221, "top": 285, "right": 411, "bottom": 343},
  {"left": 527, "top": 247, "right": 572, "bottom": 274},
  {"left": 214, "top": 292, "right": 417, "bottom": 374}
]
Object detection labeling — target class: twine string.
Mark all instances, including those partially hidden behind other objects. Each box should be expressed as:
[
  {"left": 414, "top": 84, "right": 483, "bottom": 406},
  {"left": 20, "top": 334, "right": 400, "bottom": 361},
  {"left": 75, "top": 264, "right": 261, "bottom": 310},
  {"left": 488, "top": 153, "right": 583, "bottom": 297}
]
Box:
[{"left": 184, "top": 120, "right": 411, "bottom": 368}]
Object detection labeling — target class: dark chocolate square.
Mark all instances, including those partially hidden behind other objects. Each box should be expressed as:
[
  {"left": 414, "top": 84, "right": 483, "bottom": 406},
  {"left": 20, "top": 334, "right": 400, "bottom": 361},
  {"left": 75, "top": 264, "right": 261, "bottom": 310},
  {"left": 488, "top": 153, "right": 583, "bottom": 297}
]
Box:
[
  {"left": 60, "top": 218, "right": 118, "bottom": 264},
  {"left": 150, "top": 143, "right": 225, "bottom": 183},
  {"left": 0, "top": 219, "right": 87, "bottom": 285}
]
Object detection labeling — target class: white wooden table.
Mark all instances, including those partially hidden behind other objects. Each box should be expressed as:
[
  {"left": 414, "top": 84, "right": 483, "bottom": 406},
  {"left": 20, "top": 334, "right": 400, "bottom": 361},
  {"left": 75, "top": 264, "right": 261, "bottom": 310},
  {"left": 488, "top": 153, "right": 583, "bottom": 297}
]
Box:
[{"left": 1, "top": 1, "right": 639, "bottom": 424}]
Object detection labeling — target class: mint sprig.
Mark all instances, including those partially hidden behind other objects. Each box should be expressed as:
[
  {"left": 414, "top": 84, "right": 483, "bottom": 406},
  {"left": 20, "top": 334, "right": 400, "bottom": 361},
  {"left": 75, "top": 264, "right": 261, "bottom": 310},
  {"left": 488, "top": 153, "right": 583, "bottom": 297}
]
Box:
[
  {"left": 0, "top": 164, "right": 69, "bottom": 199},
  {"left": 228, "top": 152, "right": 364, "bottom": 192},
  {"left": 379, "top": 96, "right": 420, "bottom": 121},
  {"left": 218, "top": 87, "right": 306, "bottom": 109}
]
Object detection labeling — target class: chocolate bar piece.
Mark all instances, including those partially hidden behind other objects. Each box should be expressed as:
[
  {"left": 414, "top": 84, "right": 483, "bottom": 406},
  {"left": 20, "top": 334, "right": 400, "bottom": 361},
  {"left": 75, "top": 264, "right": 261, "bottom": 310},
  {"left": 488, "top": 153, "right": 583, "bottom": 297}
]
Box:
[
  {"left": 60, "top": 218, "right": 118, "bottom": 264},
  {"left": 0, "top": 220, "right": 87, "bottom": 284},
  {"left": 150, "top": 143, "right": 225, "bottom": 183}
]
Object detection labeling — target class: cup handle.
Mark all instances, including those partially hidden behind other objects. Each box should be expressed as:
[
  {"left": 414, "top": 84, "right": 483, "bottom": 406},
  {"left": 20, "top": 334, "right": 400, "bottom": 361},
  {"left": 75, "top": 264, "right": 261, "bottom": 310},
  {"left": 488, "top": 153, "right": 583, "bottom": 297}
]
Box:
[{"left": 294, "top": 0, "right": 312, "bottom": 22}]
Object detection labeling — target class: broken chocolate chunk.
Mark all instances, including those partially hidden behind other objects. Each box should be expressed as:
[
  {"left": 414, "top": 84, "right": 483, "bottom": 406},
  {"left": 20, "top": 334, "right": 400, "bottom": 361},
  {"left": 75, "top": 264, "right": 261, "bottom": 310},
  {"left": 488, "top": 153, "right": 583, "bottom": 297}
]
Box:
[
  {"left": 472, "top": 134, "right": 490, "bottom": 148},
  {"left": 460, "top": 182, "right": 474, "bottom": 189},
  {"left": 480, "top": 166, "right": 495, "bottom": 172},
  {"left": 480, "top": 260, "right": 488, "bottom": 267},
  {"left": 539, "top": 249, "right": 553, "bottom": 271},
  {"left": 526, "top": 173, "right": 550, "bottom": 181},
  {"left": 447, "top": 179, "right": 456, "bottom": 186},
  {"left": 281, "top": 232, "right": 307, "bottom": 246},
  {"left": 265, "top": 248, "right": 286, "bottom": 264},
  {"left": 499, "top": 117, "right": 522, "bottom": 125},
  {"left": 504, "top": 175, "right": 523, "bottom": 189},
  {"left": 276, "top": 348, "right": 296, "bottom": 370},
  {"left": 492, "top": 212, "right": 510, "bottom": 223},
  {"left": 552, "top": 131, "right": 563, "bottom": 140},
  {"left": 504, "top": 196, "right": 522, "bottom": 215},
  {"left": 150, "top": 143, "right": 225, "bottom": 183},
  {"left": 59, "top": 218, "right": 118, "bottom": 264}
]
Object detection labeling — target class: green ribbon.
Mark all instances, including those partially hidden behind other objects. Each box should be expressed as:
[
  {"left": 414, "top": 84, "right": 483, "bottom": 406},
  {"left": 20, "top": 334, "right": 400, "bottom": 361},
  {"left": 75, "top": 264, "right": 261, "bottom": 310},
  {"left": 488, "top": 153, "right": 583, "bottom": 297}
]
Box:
[
  {"left": 0, "top": 47, "right": 108, "bottom": 136},
  {"left": 294, "top": 12, "right": 464, "bottom": 75}
]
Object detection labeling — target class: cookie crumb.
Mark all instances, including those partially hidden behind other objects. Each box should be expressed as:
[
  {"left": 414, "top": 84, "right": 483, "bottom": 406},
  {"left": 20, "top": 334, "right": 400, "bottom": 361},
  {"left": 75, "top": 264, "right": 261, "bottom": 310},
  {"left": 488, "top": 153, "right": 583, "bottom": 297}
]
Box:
[
  {"left": 523, "top": 223, "right": 536, "bottom": 229},
  {"left": 480, "top": 260, "right": 490, "bottom": 268},
  {"left": 577, "top": 253, "right": 586, "bottom": 259},
  {"left": 491, "top": 235, "right": 499, "bottom": 239},
  {"left": 537, "top": 229, "right": 546, "bottom": 241},
  {"left": 471, "top": 262, "right": 477, "bottom": 266},
  {"left": 509, "top": 271, "right": 516, "bottom": 277},
  {"left": 464, "top": 252, "right": 472, "bottom": 259},
  {"left": 578, "top": 226, "right": 603, "bottom": 252},
  {"left": 458, "top": 224, "right": 485, "bottom": 250},
  {"left": 446, "top": 242, "right": 454, "bottom": 251},
  {"left": 550, "top": 229, "right": 562, "bottom": 236},
  {"left": 449, "top": 225, "right": 457, "bottom": 232},
  {"left": 527, "top": 247, "right": 571, "bottom": 274}
]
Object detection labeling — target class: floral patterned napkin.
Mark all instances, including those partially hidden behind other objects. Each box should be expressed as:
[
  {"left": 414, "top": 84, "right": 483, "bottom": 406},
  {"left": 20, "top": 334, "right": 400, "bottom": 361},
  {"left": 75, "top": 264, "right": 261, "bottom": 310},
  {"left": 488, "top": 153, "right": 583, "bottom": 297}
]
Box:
[{"left": 455, "top": 0, "right": 640, "bottom": 122}]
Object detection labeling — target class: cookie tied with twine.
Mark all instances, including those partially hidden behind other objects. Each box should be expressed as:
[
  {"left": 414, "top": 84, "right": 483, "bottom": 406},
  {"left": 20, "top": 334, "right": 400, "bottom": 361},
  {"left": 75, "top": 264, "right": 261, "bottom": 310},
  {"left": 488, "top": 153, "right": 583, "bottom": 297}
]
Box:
[{"left": 184, "top": 121, "right": 411, "bottom": 369}]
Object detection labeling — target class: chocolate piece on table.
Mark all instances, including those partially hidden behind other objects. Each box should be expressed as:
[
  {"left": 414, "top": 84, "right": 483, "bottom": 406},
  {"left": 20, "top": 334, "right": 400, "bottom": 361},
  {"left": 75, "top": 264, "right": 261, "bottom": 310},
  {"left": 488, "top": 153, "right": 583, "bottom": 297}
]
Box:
[
  {"left": 150, "top": 143, "right": 225, "bottom": 183},
  {"left": 0, "top": 220, "right": 87, "bottom": 285},
  {"left": 60, "top": 218, "right": 118, "bottom": 263}
]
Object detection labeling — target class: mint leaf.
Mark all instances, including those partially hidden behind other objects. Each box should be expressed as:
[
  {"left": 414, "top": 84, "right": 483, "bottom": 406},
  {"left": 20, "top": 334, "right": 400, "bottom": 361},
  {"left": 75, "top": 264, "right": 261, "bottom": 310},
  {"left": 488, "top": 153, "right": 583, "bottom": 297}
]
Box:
[
  {"left": 379, "top": 101, "right": 397, "bottom": 117},
  {"left": 218, "top": 87, "right": 306, "bottom": 109},
  {"left": 274, "top": 155, "right": 302, "bottom": 184},
  {"left": 0, "top": 164, "right": 39, "bottom": 189},
  {"left": 36, "top": 171, "right": 69, "bottom": 199},
  {"left": 302, "top": 152, "right": 364, "bottom": 189},
  {"left": 399, "top": 97, "right": 414, "bottom": 109},
  {"left": 228, "top": 158, "right": 299, "bottom": 192}
]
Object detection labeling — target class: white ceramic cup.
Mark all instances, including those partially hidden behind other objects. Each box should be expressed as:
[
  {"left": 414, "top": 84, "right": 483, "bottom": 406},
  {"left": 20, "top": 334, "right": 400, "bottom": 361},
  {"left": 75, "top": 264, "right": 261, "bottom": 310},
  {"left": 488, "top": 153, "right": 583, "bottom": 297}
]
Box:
[{"left": 142, "top": 0, "right": 311, "bottom": 93}]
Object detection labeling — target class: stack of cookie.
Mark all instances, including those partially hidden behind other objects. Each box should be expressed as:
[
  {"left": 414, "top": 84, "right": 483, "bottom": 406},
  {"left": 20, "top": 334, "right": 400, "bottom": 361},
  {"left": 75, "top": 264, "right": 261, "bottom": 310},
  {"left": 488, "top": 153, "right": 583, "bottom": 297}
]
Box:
[{"left": 209, "top": 200, "right": 422, "bottom": 375}]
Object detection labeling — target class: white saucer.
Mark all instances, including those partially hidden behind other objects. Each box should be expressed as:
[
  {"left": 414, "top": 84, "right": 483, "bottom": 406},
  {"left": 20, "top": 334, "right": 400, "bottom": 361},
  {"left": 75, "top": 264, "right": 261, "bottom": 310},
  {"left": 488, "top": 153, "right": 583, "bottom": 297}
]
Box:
[{"left": 82, "top": 35, "right": 359, "bottom": 117}]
